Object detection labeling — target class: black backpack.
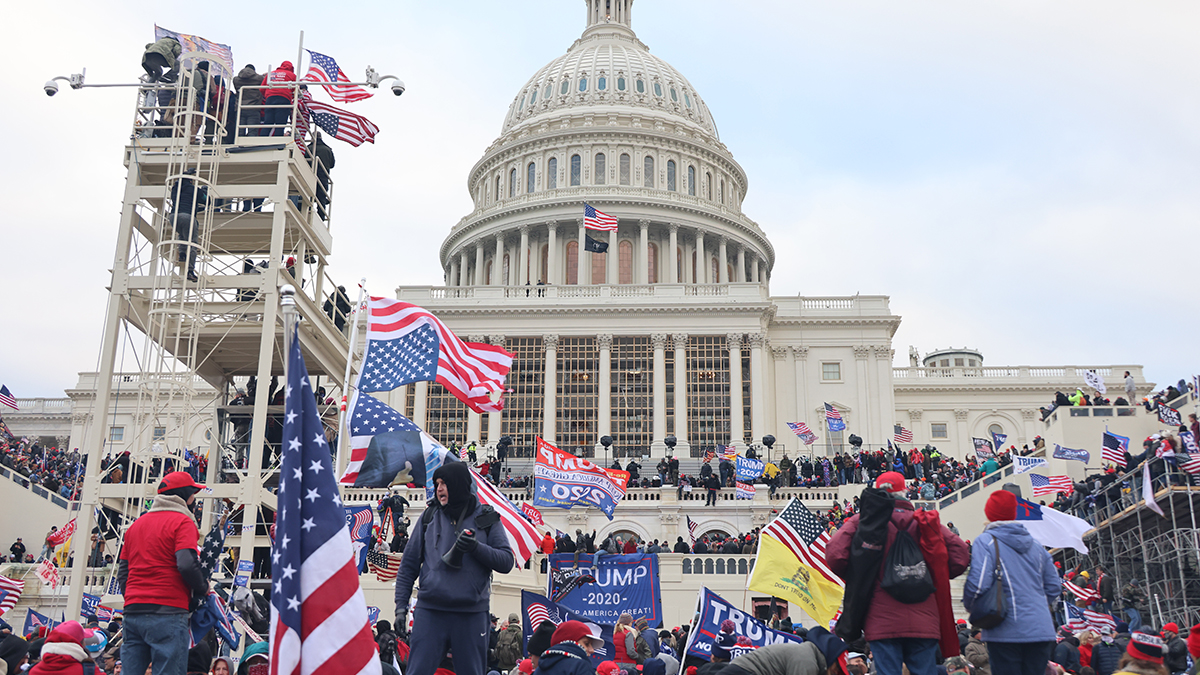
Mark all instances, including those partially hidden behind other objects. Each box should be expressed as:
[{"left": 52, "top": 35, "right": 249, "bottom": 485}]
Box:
[{"left": 880, "top": 529, "right": 935, "bottom": 604}]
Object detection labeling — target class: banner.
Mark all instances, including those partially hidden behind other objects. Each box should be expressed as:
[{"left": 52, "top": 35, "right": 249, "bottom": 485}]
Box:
[
  {"left": 35, "top": 560, "right": 58, "bottom": 589},
  {"left": 81, "top": 593, "right": 114, "bottom": 622},
  {"left": 747, "top": 534, "right": 843, "bottom": 628},
  {"left": 23, "top": 609, "right": 55, "bottom": 637},
  {"left": 520, "top": 503, "right": 544, "bottom": 526},
  {"left": 735, "top": 456, "right": 765, "bottom": 482},
  {"left": 682, "top": 587, "right": 804, "bottom": 659},
  {"left": 154, "top": 25, "right": 235, "bottom": 77},
  {"left": 1013, "top": 456, "right": 1048, "bottom": 475},
  {"left": 1084, "top": 370, "right": 1106, "bottom": 394},
  {"left": 534, "top": 439, "right": 628, "bottom": 519},
  {"left": 547, "top": 553, "right": 662, "bottom": 626},
  {"left": 1158, "top": 406, "right": 1182, "bottom": 427},
  {"left": 735, "top": 482, "right": 755, "bottom": 499},
  {"left": 1053, "top": 444, "right": 1090, "bottom": 463},
  {"left": 234, "top": 559, "right": 253, "bottom": 587},
  {"left": 991, "top": 432, "right": 1008, "bottom": 455},
  {"left": 521, "top": 589, "right": 614, "bottom": 668},
  {"left": 46, "top": 519, "right": 76, "bottom": 547},
  {"left": 972, "top": 438, "right": 995, "bottom": 460},
  {"left": 344, "top": 506, "right": 374, "bottom": 573},
  {"left": 1181, "top": 431, "right": 1199, "bottom": 455},
  {"left": 366, "top": 606, "right": 380, "bottom": 625}
]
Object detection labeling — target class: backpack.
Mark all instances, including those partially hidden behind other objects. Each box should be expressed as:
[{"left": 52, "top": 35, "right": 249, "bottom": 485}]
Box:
[
  {"left": 880, "top": 528, "right": 935, "bottom": 604},
  {"left": 495, "top": 627, "right": 522, "bottom": 667},
  {"left": 968, "top": 537, "right": 1008, "bottom": 628}
]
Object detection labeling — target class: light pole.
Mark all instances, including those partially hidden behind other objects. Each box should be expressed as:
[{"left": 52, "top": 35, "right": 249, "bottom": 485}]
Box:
[{"left": 600, "top": 435, "right": 613, "bottom": 468}]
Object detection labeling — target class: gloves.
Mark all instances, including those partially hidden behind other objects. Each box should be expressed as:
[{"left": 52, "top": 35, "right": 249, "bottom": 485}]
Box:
[
  {"left": 454, "top": 529, "right": 478, "bottom": 553},
  {"left": 395, "top": 609, "right": 408, "bottom": 637}
]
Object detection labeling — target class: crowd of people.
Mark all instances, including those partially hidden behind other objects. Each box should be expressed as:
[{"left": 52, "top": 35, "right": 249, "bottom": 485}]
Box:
[{"left": 0, "top": 437, "right": 84, "bottom": 501}]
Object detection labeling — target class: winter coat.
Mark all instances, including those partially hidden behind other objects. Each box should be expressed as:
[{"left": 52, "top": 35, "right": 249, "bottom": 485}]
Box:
[
  {"left": 1165, "top": 635, "right": 1189, "bottom": 674},
  {"left": 718, "top": 642, "right": 827, "bottom": 675},
  {"left": 641, "top": 628, "right": 660, "bottom": 658},
  {"left": 233, "top": 66, "right": 262, "bottom": 107},
  {"left": 30, "top": 641, "right": 85, "bottom": 675},
  {"left": 964, "top": 636, "right": 990, "bottom": 675},
  {"left": 826, "top": 499, "right": 969, "bottom": 641},
  {"left": 143, "top": 37, "right": 182, "bottom": 72},
  {"left": 1092, "top": 640, "right": 1123, "bottom": 675},
  {"left": 495, "top": 623, "right": 524, "bottom": 671},
  {"left": 613, "top": 624, "right": 638, "bottom": 664},
  {"left": 534, "top": 642, "right": 595, "bottom": 675},
  {"left": 262, "top": 62, "right": 296, "bottom": 101},
  {"left": 1053, "top": 636, "right": 1081, "bottom": 674},
  {"left": 962, "top": 522, "right": 1060, "bottom": 643}
]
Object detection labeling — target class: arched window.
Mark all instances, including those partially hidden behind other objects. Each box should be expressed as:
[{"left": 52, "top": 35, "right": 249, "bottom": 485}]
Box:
[
  {"left": 578, "top": 77, "right": 588, "bottom": 92},
  {"left": 636, "top": 79, "right": 645, "bottom": 93},
  {"left": 711, "top": 257, "right": 719, "bottom": 284},
  {"left": 527, "top": 162, "right": 536, "bottom": 193},
  {"left": 618, "top": 240, "right": 633, "bottom": 284},
  {"left": 566, "top": 241, "right": 579, "bottom": 285},
  {"left": 692, "top": 250, "right": 697, "bottom": 283},
  {"left": 544, "top": 84, "right": 552, "bottom": 99},
  {"left": 667, "top": 160, "right": 676, "bottom": 191},
  {"left": 598, "top": 76, "right": 607, "bottom": 91},
  {"left": 594, "top": 153, "right": 606, "bottom": 185},
  {"left": 619, "top": 153, "right": 630, "bottom": 185},
  {"left": 648, "top": 242, "right": 659, "bottom": 283},
  {"left": 687, "top": 166, "right": 696, "bottom": 196},
  {"left": 706, "top": 172, "right": 712, "bottom": 200},
  {"left": 548, "top": 157, "right": 558, "bottom": 189},
  {"left": 654, "top": 82, "right": 662, "bottom": 97},
  {"left": 592, "top": 247, "right": 606, "bottom": 283},
  {"left": 677, "top": 247, "right": 684, "bottom": 283},
  {"left": 644, "top": 156, "right": 654, "bottom": 188},
  {"left": 617, "top": 77, "right": 626, "bottom": 91},
  {"left": 670, "top": 88, "right": 678, "bottom": 102},
  {"left": 509, "top": 168, "right": 517, "bottom": 197},
  {"left": 570, "top": 155, "right": 581, "bottom": 186},
  {"left": 560, "top": 80, "right": 569, "bottom": 95},
  {"left": 502, "top": 254, "right": 510, "bottom": 286},
  {"left": 518, "top": 95, "right": 525, "bottom": 110},
  {"left": 530, "top": 88, "right": 537, "bottom": 104},
  {"left": 540, "top": 245, "right": 548, "bottom": 284}
]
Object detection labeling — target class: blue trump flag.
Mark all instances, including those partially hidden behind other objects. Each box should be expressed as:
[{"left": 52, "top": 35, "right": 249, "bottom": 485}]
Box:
[
  {"left": 521, "top": 590, "right": 615, "bottom": 668},
  {"left": 682, "top": 587, "right": 803, "bottom": 659},
  {"left": 547, "top": 553, "right": 662, "bottom": 626},
  {"left": 992, "top": 431, "right": 1008, "bottom": 455},
  {"left": 735, "top": 456, "right": 765, "bottom": 482}
]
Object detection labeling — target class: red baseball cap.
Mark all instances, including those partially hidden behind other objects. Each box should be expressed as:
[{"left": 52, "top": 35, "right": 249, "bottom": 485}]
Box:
[
  {"left": 551, "top": 620, "right": 604, "bottom": 648},
  {"left": 596, "top": 662, "right": 620, "bottom": 675},
  {"left": 158, "top": 471, "right": 202, "bottom": 494},
  {"left": 875, "top": 472, "right": 906, "bottom": 492}
]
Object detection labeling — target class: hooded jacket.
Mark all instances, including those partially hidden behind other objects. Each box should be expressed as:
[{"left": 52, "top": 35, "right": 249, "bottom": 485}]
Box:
[
  {"left": 262, "top": 62, "right": 296, "bottom": 101},
  {"left": 1091, "top": 639, "right": 1123, "bottom": 675},
  {"left": 393, "top": 462, "right": 513, "bottom": 615},
  {"left": 533, "top": 642, "right": 595, "bottom": 675},
  {"left": 143, "top": 38, "right": 182, "bottom": 74},
  {"left": 962, "top": 522, "right": 1060, "bottom": 644},
  {"left": 721, "top": 642, "right": 826, "bottom": 675},
  {"left": 30, "top": 625, "right": 84, "bottom": 675},
  {"left": 1053, "top": 635, "right": 1081, "bottom": 674},
  {"left": 233, "top": 66, "right": 262, "bottom": 107}
]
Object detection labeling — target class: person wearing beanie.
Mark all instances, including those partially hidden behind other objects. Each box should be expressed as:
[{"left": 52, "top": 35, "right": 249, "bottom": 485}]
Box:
[
  {"left": 1093, "top": 630, "right": 1126, "bottom": 675},
  {"left": 527, "top": 620, "right": 557, "bottom": 669},
  {"left": 1114, "top": 633, "right": 1167, "bottom": 675},
  {"left": 495, "top": 613, "right": 524, "bottom": 672},
  {"left": 395, "top": 460, "right": 514, "bottom": 675},
  {"left": 535, "top": 621, "right": 604, "bottom": 675},
  {"left": 638, "top": 618, "right": 660, "bottom": 660},
  {"left": 1187, "top": 623, "right": 1200, "bottom": 663},
  {"left": 963, "top": 489, "right": 1061, "bottom": 675},
  {"left": 29, "top": 622, "right": 88, "bottom": 675},
  {"left": 1158, "top": 624, "right": 1187, "bottom": 675},
  {"left": 0, "top": 634, "right": 28, "bottom": 675},
  {"left": 186, "top": 643, "right": 212, "bottom": 675},
  {"left": 118, "top": 471, "right": 208, "bottom": 675}
]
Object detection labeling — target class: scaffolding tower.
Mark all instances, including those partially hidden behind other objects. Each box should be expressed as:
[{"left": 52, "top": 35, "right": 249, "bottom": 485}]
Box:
[{"left": 66, "top": 54, "right": 354, "bottom": 618}]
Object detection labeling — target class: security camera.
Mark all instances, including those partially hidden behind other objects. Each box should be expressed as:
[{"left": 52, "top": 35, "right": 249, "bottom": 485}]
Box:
[
  {"left": 44, "top": 80, "right": 59, "bottom": 96},
  {"left": 391, "top": 80, "right": 406, "bottom": 97}
]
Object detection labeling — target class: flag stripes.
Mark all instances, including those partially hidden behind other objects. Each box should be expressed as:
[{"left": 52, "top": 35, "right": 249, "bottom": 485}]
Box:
[
  {"left": 760, "top": 499, "right": 844, "bottom": 589},
  {"left": 583, "top": 204, "right": 618, "bottom": 231},
  {"left": 0, "top": 575, "right": 24, "bottom": 616},
  {"left": 471, "top": 468, "right": 540, "bottom": 566},
  {"left": 1030, "top": 474, "right": 1074, "bottom": 497}
]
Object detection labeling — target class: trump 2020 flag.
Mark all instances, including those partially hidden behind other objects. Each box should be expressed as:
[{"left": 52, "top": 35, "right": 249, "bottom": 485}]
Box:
[
  {"left": 1014, "top": 496, "right": 1093, "bottom": 553},
  {"left": 270, "top": 327, "right": 380, "bottom": 675}
]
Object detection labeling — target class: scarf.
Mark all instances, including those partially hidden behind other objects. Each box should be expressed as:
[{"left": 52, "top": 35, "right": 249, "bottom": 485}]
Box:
[
  {"left": 913, "top": 509, "right": 958, "bottom": 657},
  {"left": 149, "top": 494, "right": 194, "bottom": 517}
]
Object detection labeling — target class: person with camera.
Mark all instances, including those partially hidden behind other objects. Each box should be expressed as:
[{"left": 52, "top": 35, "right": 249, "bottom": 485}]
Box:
[{"left": 394, "top": 461, "right": 514, "bottom": 675}]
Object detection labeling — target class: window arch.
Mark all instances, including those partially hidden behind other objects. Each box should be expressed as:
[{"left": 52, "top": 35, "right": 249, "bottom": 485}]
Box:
[
  {"left": 570, "top": 155, "right": 581, "bottom": 186},
  {"left": 530, "top": 88, "right": 537, "bottom": 105},
  {"left": 619, "top": 153, "right": 630, "bottom": 185},
  {"left": 648, "top": 242, "right": 659, "bottom": 283},
  {"left": 527, "top": 162, "right": 536, "bottom": 194},
  {"left": 544, "top": 83, "right": 552, "bottom": 99},
  {"left": 540, "top": 245, "right": 549, "bottom": 284},
  {"left": 618, "top": 240, "right": 633, "bottom": 284},
  {"left": 561, "top": 79, "right": 570, "bottom": 95},
  {"left": 617, "top": 76, "right": 626, "bottom": 91},
  {"left": 598, "top": 75, "right": 607, "bottom": 91},
  {"left": 566, "top": 241, "right": 579, "bottom": 285},
  {"left": 706, "top": 172, "right": 712, "bottom": 200},
  {"left": 644, "top": 156, "right": 654, "bottom": 188},
  {"left": 667, "top": 160, "right": 676, "bottom": 191},
  {"left": 548, "top": 157, "right": 558, "bottom": 189},
  {"left": 578, "top": 77, "right": 588, "bottom": 92},
  {"left": 636, "top": 79, "right": 645, "bottom": 93},
  {"left": 502, "top": 254, "right": 510, "bottom": 286},
  {"left": 687, "top": 166, "right": 696, "bottom": 196},
  {"left": 594, "top": 153, "right": 606, "bottom": 185},
  {"left": 509, "top": 168, "right": 517, "bottom": 197},
  {"left": 711, "top": 257, "right": 719, "bottom": 284},
  {"left": 677, "top": 247, "right": 684, "bottom": 283}
]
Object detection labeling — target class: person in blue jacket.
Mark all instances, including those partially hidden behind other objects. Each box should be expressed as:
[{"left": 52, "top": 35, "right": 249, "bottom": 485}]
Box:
[{"left": 962, "top": 489, "right": 1062, "bottom": 675}]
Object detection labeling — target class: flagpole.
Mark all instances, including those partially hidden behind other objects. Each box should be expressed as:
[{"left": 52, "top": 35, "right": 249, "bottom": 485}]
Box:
[
  {"left": 296, "top": 31, "right": 305, "bottom": 83},
  {"left": 335, "top": 279, "right": 367, "bottom": 477},
  {"left": 281, "top": 285, "right": 297, "bottom": 380}
]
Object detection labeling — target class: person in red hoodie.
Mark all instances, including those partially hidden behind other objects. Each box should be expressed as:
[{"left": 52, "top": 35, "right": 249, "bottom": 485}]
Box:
[
  {"left": 261, "top": 61, "right": 296, "bottom": 136},
  {"left": 30, "top": 621, "right": 90, "bottom": 675}
]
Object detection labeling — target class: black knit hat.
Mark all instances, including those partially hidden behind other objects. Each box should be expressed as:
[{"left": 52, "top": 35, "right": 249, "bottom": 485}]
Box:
[{"left": 527, "top": 620, "right": 556, "bottom": 657}]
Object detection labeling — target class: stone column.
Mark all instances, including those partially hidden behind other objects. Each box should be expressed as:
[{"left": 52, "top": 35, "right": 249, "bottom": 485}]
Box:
[
  {"left": 639, "top": 219, "right": 651, "bottom": 284},
  {"left": 547, "top": 221, "right": 559, "bottom": 285},
  {"left": 449, "top": 257, "right": 460, "bottom": 287},
  {"left": 718, "top": 237, "right": 729, "bottom": 283},
  {"left": 597, "top": 334, "right": 613, "bottom": 446},
  {"left": 459, "top": 250, "right": 469, "bottom": 286},
  {"left": 758, "top": 261, "right": 766, "bottom": 285},
  {"left": 487, "top": 335, "right": 506, "bottom": 443},
  {"left": 696, "top": 232, "right": 707, "bottom": 283},
  {"left": 748, "top": 333, "right": 766, "bottom": 441},
  {"left": 474, "top": 244, "right": 485, "bottom": 286},
  {"left": 651, "top": 333, "right": 667, "bottom": 453},
  {"left": 750, "top": 256, "right": 759, "bottom": 283},
  {"left": 792, "top": 346, "right": 809, "bottom": 428},
  {"left": 577, "top": 218, "right": 591, "bottom": 285},
  {"left": 853, "top": 345, "right": 872, "bottom": 445},
  {"left": 413, "top": 381, "right": 429, "bottom": 429},
  {"left": 673, "top": 333, "right": 689, "bottom": 454},
  {"left": 874, "top": 346, "right": 894, "bottom": 446},
  {"left": 494, "top": 236, "right": 504, "bottom": 286},
  {"left": 518, "top": 224, "right": 530, "bottom": 285},
  {"left": 737, "top": 247, "right": 746, "bottom": 282},
  {"left": 1020, "top": 408, "right": 1037, "bottom": 448},
  {"left": 771, "top": 345, "right": 789, "bottom": 451},
  {"left": 727, "top": 333, "right": 743, "bottom": 443},
  {"left": 608, "top": 225, "right": 619, "bottom": 285},
  {"left": 908, "top": 408, "right": 923, "bottom": 446},
  {"left": 667, "top": 223, "right": 679, "bottom": 283},
  {"left": 954, "top": 409, "right": 970, "bottom": 460},
  {"left": 543, "top": 334, "right": 559, "bottom": 443}
]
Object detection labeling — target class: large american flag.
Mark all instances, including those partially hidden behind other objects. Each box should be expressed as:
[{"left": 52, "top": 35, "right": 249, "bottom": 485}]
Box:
[
  {"left": 526, "top": 600, "right": 560, "bottom": 629},
  {"left": 1084, "top": 609, "right": 1116, "bottom": 632},
  {"left": 1181, "top": 453, "right": 1200, "bottom": 475},
  {"left": 270, "top": 330, "right": 380, "bottom": 675},
  {"left": 359, "top": 297, "right": 514, "bottom": 413},
  {"left": 304, "top": 98, "right": 380, "bottom": 147},
  {"left": 583, "top": 204, "right": 618, "bottom": 231},
  {"left": 760, "top": 498, "right": 844, "bottom": 588},
  {"left": 1065, "top": 604, "right": 1088, "bottom": 632},
  {"left": 786, "top": 422, "right": 819, "bottom": 445},
  {"left": 1102, "top": 430, "right": 1129, "bottom": 468},
  {"left": 303, "top": 50, "right": 372, "bottom": 103},
  {"left": 824, "top": 403, "right": 846, "bottom": 431},
  {"left": 687, "top": 516, "right": 698, "bottom": 546},
  {"left": 0, "top": 575, "right": 24, "bottom": 616},
  {"left": 719, "top": 444, "right": 737, "bottom": 461},
  {"left": 1030, "top": 474, "right": 1074, "bottom": 497},
  {"left": 367, "top": 550, "right": 402, "bottom": 582},
  {"left": 893, "top": 425, "right": 913, "bottom": 444},
  {"left": 471, "top": 467, "right": 541, "bottom": 566},
  {"left": 0, "top": 385, "right": 17, "bottom": 411},
  {"left": 1063, "top": 578, "right": 1099, "bottom": 604}
]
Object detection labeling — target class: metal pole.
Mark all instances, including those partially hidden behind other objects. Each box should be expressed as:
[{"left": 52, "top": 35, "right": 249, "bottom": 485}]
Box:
[
  {"left": 335, "top": 280, "right": 367, "bottom": 476},
  {"left": 281, "top": 285, "right": 297, "bottom": 372}
]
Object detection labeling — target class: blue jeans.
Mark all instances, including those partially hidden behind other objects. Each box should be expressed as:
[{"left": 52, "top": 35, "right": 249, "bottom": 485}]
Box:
[
  {"left": 869, "top": 638, "right": 938, "bottom": 675},
  {"left": 987, "top": 641, "right": 1054, "bottom": 675},
  {"left": 122, "top": 612, "right": 191, "bottom": 675},
  {"left": 264, "top": 95, "right": 292, "bottom": 136}
]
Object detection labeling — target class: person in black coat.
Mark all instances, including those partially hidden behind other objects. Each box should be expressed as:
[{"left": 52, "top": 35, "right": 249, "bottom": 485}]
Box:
[
  {"left": 1052, "top": 630, "right": 1081, "bottom": 674},
  {"left": 672, "top": 537, "right": 690, "bottom": 553}
]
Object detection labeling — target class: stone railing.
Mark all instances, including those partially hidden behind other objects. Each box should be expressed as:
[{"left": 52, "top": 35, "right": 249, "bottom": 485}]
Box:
[
  {"left": 0, "top": 466, "right": 79, "bottom": 511},
  {"left": 1042, "top": 406, "right": 1141, "bottom": 427},
  {"left": 894, "top": 365, "right": 1145, "bottom": 381},
  {"left": 12, "top": 399, "right": 73, "bottom": 414},
  {"left": 399, "top": 283, "right": 758, "bottom": 303},
  {"left": 679, "top": 554, "right": 756, "bottom": 575}
]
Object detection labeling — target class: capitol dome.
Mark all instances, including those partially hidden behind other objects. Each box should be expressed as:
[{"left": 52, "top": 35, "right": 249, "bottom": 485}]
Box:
[{"left": 440, "top": 0, "right": 773, "bottom": 290}]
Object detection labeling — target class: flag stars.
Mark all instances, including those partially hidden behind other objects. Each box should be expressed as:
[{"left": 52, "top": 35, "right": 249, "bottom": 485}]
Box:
[
  {"left": 287, "top": 596, "right": 300, "bottom": 611},
  {"left": 301, "top": 518, "right": 316, "bottom": 532},
  {"left": 306, "top": 488, "right": 321, "bottom": 502},
  {"left": 281, "top": 564, "right": 296, "bottom": 580},
  {"left": 309, "top": 460, "right": 324, "bottom": 474}
]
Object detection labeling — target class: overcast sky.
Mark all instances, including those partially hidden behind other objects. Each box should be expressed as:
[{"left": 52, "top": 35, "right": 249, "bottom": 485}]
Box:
[{"left": 4, "top": 0, "right": 1198, "bottom": 398}]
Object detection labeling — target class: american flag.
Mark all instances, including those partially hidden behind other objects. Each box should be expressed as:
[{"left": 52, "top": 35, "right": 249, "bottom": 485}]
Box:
[
  {"left": 703, "top": 449, "right": 716, "bottom": 462},
  {"left": 824, "top": 403, "right": 846, "bottom": 431},
  {"left": 1063, "top": 578, "right": 1098, "bottom": 603},
  {"left": 198, "top": 520, "right": 228, "bottom": 577},
  {"left": 1084, "top": 609, "right": 1117, "bottom": 632},
  {"left": 760, "top": 498, "right": 844, "bottom": 589},
  {"left": 154, "top": 25, "right": 234, "bottom": 77},
  {"left": 359, "top": 297, "right": 514, "bottom": 413},
  {"left": 583, "top": 204, "right": 618, "bottom": 231},
  {"left": 1180, "top": 453, "right": 1200, "bottom": 475},
  {"left": 520, "top": 503, "right": 544, "bottom": 526},
  {"left": 1065, "top": 604, "right": 1088, "bottom": 632},
  {"left": 893, "top": 425, "right": 913, "bottom": 444},
  {"left": 339, "top": 392, "right": 442, "bottom": 486},
  {"left": 720, "top": 444, "right": 737, "bottom": 461},
  {"left": 270, "top": 329, "right": 380, "bottom": 675},
  {"left": 687, "top": 516, "right": 698, "bottom": 546},
  {"left": 303, "top": 97, "right": 380, "bottom": 147},
  {"left": 0, "top": 575, "right": 24, "bottom": 617},
  {"left": 0, "top": 386, "right": 17, "bottom": 411},
  {"left": 367, "top": 550, "right": 402, "bottom": 582},
  {"left": 459, "top": 446, "right": 470, "bottom": 461},
  {"left": 1102, "top": 430, "right": 1129, "bottom": 468},
  {"left": 526, "top": 600, "right": 560, "bottom": 628},
  {"left": 786, "top": 422, "right": 819, "bottom": 446},
  {"left": 472, "top": 467, "right": 541, "bottom": 566},
  {"left": 302, "top": 50, "right": 372, "bottom": 103},
  {"left": 1030, "top": 474, "right": 1074, "bottom": 497}
]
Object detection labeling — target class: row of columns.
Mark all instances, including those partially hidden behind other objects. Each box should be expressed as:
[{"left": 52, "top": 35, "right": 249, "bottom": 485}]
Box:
[{"left": 446, "top": 220, "right": 769, "bottom": 287}]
